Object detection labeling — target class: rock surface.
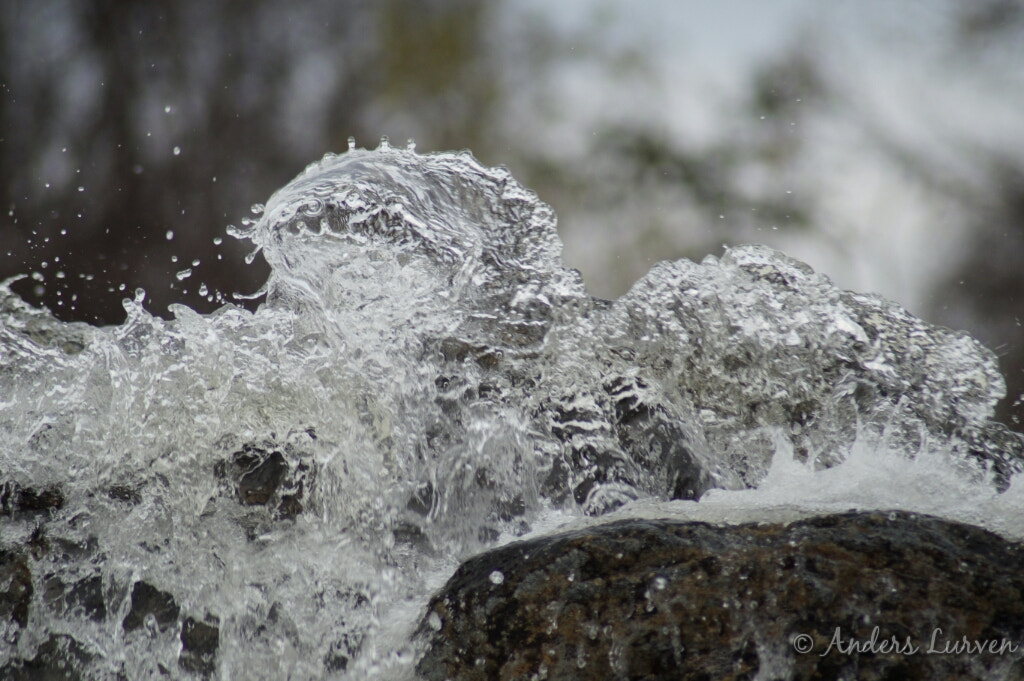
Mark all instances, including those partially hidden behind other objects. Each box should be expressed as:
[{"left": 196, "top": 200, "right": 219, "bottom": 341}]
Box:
[{"left": 417, "top": 511, "right": 1024, "bottom": 681}]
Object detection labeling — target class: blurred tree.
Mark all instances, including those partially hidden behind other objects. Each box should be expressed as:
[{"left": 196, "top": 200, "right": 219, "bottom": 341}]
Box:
[{"left": 0, "top": 0, "right": 507, "bottom": 324}]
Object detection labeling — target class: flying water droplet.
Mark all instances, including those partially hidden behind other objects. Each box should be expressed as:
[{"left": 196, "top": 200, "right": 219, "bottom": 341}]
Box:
[
  {"left": 379, "top": 135, "right": 390, "bottom": 150},
  {"left": 244, "top": 246, "right": 262, "bottom": 265},
  {"left": 176, "top": 268, "right": 192, "bottom": 281},
  {"left": 251, "top": 203, "right": 265, "bottom": 215},
  {"left": 347, "top": 136, "right": 356, "bottom": 151}
]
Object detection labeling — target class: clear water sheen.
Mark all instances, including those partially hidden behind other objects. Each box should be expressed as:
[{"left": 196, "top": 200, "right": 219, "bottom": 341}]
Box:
[{"left": 2, "top": 142, "right": 1021, "bottom": 679}]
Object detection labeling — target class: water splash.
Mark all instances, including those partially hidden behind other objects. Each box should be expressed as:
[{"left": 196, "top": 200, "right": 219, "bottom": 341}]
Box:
[{"left": 1, "top": 143, "right": 1021, "bottom": 679}]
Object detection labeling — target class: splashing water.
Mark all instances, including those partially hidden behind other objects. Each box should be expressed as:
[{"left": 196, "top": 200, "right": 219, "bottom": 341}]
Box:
[{"left": 2, "top": 140, "right": 1022, "bottom": 679}]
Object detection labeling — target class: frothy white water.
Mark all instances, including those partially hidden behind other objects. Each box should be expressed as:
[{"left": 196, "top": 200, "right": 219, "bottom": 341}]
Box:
[{"left": 1, "top": 141, "right": 1021, "bottom": 679}]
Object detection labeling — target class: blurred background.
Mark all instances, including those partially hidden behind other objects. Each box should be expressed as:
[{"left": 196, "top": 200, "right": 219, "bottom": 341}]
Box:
[{"left": 2, "top": 0, "right": 1023, "bottom": 425}]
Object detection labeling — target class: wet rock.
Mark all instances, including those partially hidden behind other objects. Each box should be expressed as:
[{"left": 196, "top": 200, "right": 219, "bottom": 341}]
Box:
[
  {"left": 237, "top": 448, "right": 288, "bottom": 505},
  {"left": 107, "top": 483, "right": 143, "bottom": 505},
  {"left": 122, "top": 580, "right": 180, "bottom": 633},
  {"left": 0, "top": 481, "right": 64, "bottom": 515},
  {"left": 0, "top": 549, "right": 32, "bottom": 633},
  {"left": 43, "top": 573, "right": 105, "bottom": 621},
  {"left": 417, "top": 511, "right": 1024, "bottom": 681},
  {"left": 179, "top": 615, "right": 220, "bottom": 675},
  {"left": 0, "top": 634, "right": 93, "bottom": 681},
  {"left": 607, "top": 376, "right": 711, "bottom": 501},
  {"left": 216, "top": 442, "right": 313, "bottom": 521}
]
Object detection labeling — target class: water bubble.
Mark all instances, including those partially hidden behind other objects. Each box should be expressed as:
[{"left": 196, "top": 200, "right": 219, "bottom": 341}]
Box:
[
  {"left": 347, "top": 136, "right": 356, "bottom": 151},
  {"left": 488, "top": 570, "right": 504, "bottom": 585},
  {"left": 300, "top": 198, "right": 324, "bottom": 216},
  {"left": 176, "top": 268, "right": 192, "bottom": 281}
]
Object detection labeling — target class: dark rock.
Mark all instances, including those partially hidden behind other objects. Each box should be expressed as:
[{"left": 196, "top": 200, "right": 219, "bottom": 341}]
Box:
[
  {"left": 237, "top": 449, "right": 288, "bottom": 505},
  {"left": 417, "top": 511, "right": 1024, "bottom": 681},
  {"left": 0, "top": 549, "right": 32, "bottom": 632},
  {"left": 323, "top": 632, "right": 363, "bottom": 673},
  {"left": 122, "top": 580, "right": 180, "bottom": 633},
  {"left": 608, "top": 376, "right": 711, "bottom": 501},
  {"left": 107, "top": 484, "right": 143, "bottom": 505},
  {"left": 0, "top": 634, "right": 93, "bottom": 681},
  {"left": 43, "top": 573, "right": 105, "bottom": 621},
  {"left": 964, "top": 421, "right": 1024, "bottom": 492},
  {"left": 179, "top": 615, "right": 219, "bottom": 675},
  {"left": 1, "top": 481, "right": 64, "bottom": 515},
  {"left": 218, "top": 442, "right": 313, "bottom": 521}
]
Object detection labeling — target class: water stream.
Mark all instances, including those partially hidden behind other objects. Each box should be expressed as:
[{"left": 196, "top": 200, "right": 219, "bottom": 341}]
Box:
[{"left": 2, "top": 141, "right": 1022, "bottom": 679}]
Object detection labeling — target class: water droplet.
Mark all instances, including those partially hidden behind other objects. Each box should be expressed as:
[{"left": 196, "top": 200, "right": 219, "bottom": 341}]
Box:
[
  {"left": 191, "top": 259, "right": 200, "bottom": 267},
  {"left": 173, "top": 146, "right": 181, "bottom": 156},
  {"left": 171, "top": 255, "right": 178, "bottom": 263},
  {"left": 77, "top": 186, "right": 84, "bottom": 192},
  {"left": 213, "top": 236, "right": 223, "bottom": 246},
  {"left": 166, "top": 230, "right": 174, "bottom": 241},
  {"left": 406, "top": 138, "right": 417, "bottom": 152},
  {"left": 379, "top": 135, "right": 390, "bottom": 150},
  {"left": 488, "top": 570, "right": 504, "bottom": 585},
  {"left": 347, "top": 136, "right": 356, "bottom": 151},
  {"left": 134, "top": 288, "right": 146, "bottom": 303},
  {"left": 251, "top": 203, "right": 265, "bottom": 215},
  {"left": 198, "top": 283, "right": 208, "bottom": 296},
  {"left": 426, "top": 612, "right": 442, "bottom": 632},
  {"left": 176, "top": 268, "right": 192, "bottom": 281},
  {"left": 164, "top": 105, "right": 172, "bottom": 113}
]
